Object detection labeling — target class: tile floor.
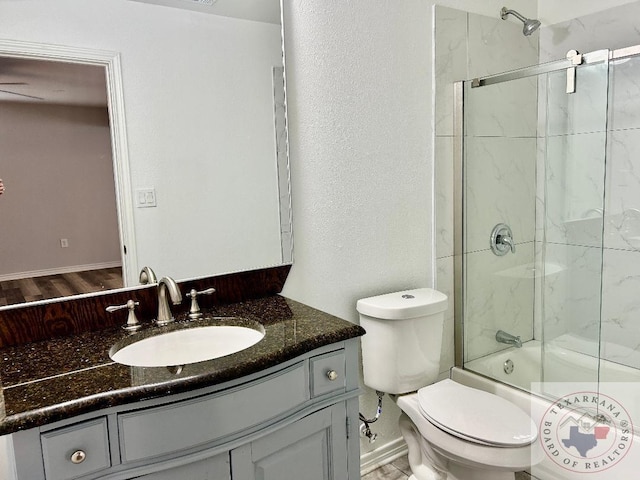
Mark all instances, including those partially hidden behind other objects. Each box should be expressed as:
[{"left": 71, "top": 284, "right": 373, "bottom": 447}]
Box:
[
  {"left": 361, "top": 455, "right": 411, "bottom": 480},
  {"left": 361, "top": 455, "right": 535, "bottom": 479}
]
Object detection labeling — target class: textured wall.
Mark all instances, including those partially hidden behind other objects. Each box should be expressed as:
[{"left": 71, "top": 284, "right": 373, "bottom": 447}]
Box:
[
  {"left": 281, "top": 1, "right": 433, "bottom": 458},
  {"left": 281, "top": 0, "right": 537, "bottom": 466}
]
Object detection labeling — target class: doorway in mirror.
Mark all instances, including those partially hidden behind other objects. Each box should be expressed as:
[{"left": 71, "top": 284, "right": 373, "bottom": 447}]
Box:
[{"left": 0, "top": 56, "right": 126, "bottom": 306}]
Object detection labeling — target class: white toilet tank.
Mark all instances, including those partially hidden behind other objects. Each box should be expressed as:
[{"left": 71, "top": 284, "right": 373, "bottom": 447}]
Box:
[{"left": 357, "top": 288, "right": 448, "bottom": 394}]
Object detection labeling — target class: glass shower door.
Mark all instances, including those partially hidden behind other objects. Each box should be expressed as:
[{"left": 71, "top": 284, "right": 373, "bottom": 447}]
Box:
[
  {"left": 460, "top": 50, "right": 611, "bottom": 396},
  {"left": 538, "top": 54, "right": 610, "bottom": 398},
  {"left": 461, "top": 73, "right": 538, "bottom": 390}
]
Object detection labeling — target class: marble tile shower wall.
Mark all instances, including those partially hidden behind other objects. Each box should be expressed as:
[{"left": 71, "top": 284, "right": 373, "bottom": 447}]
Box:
[
  {"left": 433, "top": 6, "right": 538, "bottom": 365},
  {"left": 538, "top": 1, "right": 640, "bottom": 374}
]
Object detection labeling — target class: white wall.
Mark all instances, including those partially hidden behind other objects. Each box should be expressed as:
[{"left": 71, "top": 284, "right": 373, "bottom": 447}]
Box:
[
  {"left": 0, "top": 0, "right": 284, "bottom": 283},
  {"left": 0, "top": 103, "right": 120, "bottom": 278},
  {"left": 281, "top": 0, "right": 537, "bottom": 465},
  {"left": 538, "top": 0, "right": 639, "bottom": 25}
]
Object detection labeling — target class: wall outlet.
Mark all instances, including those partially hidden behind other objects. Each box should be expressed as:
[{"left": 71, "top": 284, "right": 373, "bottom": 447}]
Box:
[{"left": 60, "top": 238, "right": 69, "bottom": 248}]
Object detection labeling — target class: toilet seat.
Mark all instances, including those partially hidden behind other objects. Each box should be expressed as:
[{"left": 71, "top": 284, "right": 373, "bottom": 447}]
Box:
[
  {"left": 417, "top": 379, "right": 537, "bottom": 447},
  {"left": 397, "top": 391, "right": 541, "bottom": 472}
]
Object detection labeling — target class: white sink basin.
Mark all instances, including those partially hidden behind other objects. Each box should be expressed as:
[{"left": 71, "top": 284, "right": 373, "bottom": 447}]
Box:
[{"left": 110, "top": 325, "right": 265, "bottom": 367}]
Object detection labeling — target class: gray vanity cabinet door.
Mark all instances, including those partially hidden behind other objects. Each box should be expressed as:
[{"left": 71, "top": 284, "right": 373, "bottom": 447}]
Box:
[
  {"left": 230, "top": 403, "right": 347, "bottom": 480},
  {"left": 135, "top": 452, "right": 230, "bottom": 480}
]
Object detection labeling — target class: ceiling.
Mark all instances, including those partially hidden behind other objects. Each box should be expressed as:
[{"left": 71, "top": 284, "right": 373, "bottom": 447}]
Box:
[{"left": 0, "top": 58, "right": 107, "bottom": 107}]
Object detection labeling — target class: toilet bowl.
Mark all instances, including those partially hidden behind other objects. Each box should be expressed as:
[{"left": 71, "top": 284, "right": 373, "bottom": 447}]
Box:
[
  {"left": 397, "top": 380, "right": 540, "bottom": 480},
  {"left": 357, "top": 289, "right": 540, "bottom": 480}
]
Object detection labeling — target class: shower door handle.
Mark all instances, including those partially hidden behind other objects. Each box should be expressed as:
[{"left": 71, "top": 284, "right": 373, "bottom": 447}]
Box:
[
  {"left": 566, "top": 49, "right": 583, "bottom": 94},
  {"left": 490, "top": 223, "right": 515, "bottom": 256}
]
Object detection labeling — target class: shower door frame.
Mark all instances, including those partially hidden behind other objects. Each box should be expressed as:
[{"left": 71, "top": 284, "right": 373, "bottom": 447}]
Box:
[{"left": 452, "top": 43, "right": 640, "bottom": 371}]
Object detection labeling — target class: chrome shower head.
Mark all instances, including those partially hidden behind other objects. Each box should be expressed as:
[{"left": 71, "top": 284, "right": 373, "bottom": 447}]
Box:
[
  {"left": 522, "top": 17, "right": 542, "bottom": 36},
  {"left": 500, "top": 7, "right": 541, "bottom": 36}
]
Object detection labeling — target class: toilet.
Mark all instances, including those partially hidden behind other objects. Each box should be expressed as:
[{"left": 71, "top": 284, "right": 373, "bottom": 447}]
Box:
[{"left": 357, "top": 288, "right": 539, "bottom": 480}]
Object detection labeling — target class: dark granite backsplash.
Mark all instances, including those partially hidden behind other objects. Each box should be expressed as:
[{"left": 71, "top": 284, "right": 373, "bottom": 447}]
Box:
[{"left": 0, "top": 265, "right": 291, "bottom": 348}]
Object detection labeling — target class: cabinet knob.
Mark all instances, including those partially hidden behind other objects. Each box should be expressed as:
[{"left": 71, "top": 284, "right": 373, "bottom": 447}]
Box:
[
  {"left": 327, "top": 370, "right": 338, "bottom": 381},
  {"left": 70, "top": 450, "right": 87, "bottom": 464}
]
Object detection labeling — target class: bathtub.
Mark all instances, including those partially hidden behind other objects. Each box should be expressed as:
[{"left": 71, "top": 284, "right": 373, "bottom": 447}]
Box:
[
  {"left": 465, "top": 340, "right": 543, "bottom": 390},
  {"left": 455, "top": 340, "right": 640, "bottom": 479}
]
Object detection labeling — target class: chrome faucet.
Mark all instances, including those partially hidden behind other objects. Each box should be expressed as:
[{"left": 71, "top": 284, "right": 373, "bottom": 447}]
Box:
[
  {"left": 495, "top": 330, "right": 522, "bottom": 348},
  {"left": 139, "top": 266, "right": 158, "bottom": 285},
  {"left": 156, "top": 276, "right": 182, "bottom": 326}
]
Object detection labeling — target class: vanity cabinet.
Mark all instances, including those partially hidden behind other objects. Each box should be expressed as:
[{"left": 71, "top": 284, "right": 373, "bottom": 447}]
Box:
[
  {"left": 40, "top": 418, "right": 111, "bottom": 479},
  {"left": 117, "top": 362, "right": 308, "bottom": 464},
  {"left": 134, "top": 452, "right": 230, "bottom": 480},
  {"left": 231, "top": 403, "right": 346, "bottom": 480},
  {"left": 9, "top": 340, "right": 361, "bottom": 480}
]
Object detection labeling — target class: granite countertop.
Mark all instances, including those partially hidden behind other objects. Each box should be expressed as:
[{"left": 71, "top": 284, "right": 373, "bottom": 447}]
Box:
[{"left": 0, "top": 295, "right": 365, "bottom": 436}]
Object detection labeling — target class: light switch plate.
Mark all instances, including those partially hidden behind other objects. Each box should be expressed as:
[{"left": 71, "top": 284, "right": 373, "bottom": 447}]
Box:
[{"left": 136, "top": 188, "right": 157, "bottom": 208}]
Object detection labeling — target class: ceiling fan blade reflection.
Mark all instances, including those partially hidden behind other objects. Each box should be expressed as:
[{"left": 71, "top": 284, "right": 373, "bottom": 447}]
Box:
[{"left": 0, "top": 88, "right": 44, "bottom": 100}]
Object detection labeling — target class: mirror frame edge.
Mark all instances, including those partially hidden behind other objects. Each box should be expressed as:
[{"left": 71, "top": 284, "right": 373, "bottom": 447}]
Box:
[{"left": 278, "top": 0, "right": 294, "bottom": 267}]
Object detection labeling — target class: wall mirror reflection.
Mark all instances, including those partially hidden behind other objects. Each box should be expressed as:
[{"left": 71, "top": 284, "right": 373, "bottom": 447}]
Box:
[
  {"left": 0, "top": 0, "right": 291, "bottom": 309},
  {"left": 0, "top": 58, "right": 122, "bottom": 305}
]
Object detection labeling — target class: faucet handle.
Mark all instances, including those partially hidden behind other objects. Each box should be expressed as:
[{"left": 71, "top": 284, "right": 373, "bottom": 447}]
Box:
[
  {"left": 499, "top": 234, "right": 516, "bottom": 253},
  {"left": 186, "top": 288, "right": 216, "bottom": 319},
  {"left": 490, "top": 223, "right": 516, "bottom": 256},
  {"left": 107, "top": 300, "right": 142, "bottom": 332}
]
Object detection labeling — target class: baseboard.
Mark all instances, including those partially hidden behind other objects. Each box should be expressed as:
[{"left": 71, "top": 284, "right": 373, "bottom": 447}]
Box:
[
  {"left": 360, "top": 437, "right": 408, "bottom": 476},
  {"left": 0, "top": 261, "right": 122, "bottom": 282}
]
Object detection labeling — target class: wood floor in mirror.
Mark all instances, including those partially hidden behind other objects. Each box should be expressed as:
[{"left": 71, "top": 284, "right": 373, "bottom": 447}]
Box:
[
  {"left": 0, "top": 267, "right": 123, "bottom": 305},
  {"left": 361, "top": 455, "right": 535, "bottom": 479}
]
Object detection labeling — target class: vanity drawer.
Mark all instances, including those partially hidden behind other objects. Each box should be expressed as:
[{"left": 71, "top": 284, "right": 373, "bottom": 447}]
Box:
[
  {"left": 118, "top": 362, "right": 309, "bottom": 463},
  {"left": 40, "top": 417, "right": 110, "bottom": 480},
  {"left": 310, "top": 349, "right": 346, "bottom": 397}
]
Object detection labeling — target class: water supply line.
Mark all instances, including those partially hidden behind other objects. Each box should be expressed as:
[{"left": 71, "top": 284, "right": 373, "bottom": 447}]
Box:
[{"left": 359, "top": 391, "right": 385, "bottom": 443}]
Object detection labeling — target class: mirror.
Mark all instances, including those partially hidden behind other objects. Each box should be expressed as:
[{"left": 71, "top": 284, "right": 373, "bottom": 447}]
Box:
[{"left": 0, "top": 0, "right": 291, "bottom": 308}]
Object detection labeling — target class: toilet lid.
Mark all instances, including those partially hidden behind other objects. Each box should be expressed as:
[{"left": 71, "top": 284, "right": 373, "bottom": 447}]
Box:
[{"left": 417, "top": 380, "right": 537, "bottom": 447}]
